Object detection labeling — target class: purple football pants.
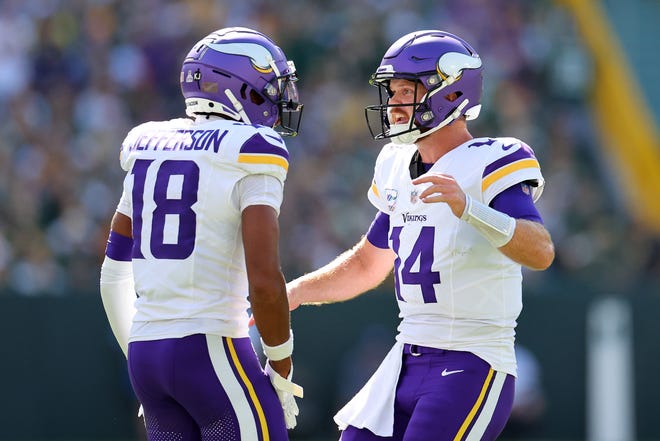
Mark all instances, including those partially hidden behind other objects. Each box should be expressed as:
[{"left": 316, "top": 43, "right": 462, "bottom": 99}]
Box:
[
  {"left": 127, "top": 334, "right": 288, "bottom": 441},
  {"left": 340, "top": 345, "right": 515, "bottom": 441}
]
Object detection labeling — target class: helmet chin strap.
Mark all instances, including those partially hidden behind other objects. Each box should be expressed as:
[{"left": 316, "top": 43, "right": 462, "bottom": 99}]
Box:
[
  {"left": 225, "top": 89, "right": 252, "bottom": 124},
  {"left": 390, "top": 99, "right": 470, "bottom": 145},
  {"left": 390, "top": 124, "right": 422, "bottom": 145}
]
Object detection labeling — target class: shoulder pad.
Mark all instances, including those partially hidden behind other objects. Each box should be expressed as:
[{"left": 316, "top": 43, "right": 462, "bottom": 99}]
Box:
[
  {"left": 481, "top": 138, "right": 545, "bottom": 203},
  {"left": 235, "top": 126, "right": 289, "bottom": 182}
]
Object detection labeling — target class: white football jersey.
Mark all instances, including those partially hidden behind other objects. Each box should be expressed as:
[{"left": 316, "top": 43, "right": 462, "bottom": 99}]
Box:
[
  {"left": 115, "top": 117, "right": 289, "bottom": 342},
  {"left": 367, "top": 137, "right": 544, "bottom": 375}
]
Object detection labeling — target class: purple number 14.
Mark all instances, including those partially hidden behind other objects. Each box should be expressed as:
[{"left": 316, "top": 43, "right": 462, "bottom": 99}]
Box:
[{"left": 390, "top": 226, "right": 441, "bottom": 303}]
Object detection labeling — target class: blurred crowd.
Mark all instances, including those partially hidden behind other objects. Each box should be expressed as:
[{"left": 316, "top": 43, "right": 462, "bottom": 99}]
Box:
[{"left": 0, "top": 0, "right": 658, "bottom": 298}]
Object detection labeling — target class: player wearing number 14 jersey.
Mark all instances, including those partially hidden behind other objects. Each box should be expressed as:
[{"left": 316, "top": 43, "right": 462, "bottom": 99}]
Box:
[
  {"left": 100, "top": 27, "right": 304, "bottom": 440},
  {"left": 286, "top": 30, "right": 554, "bottom": 441}
]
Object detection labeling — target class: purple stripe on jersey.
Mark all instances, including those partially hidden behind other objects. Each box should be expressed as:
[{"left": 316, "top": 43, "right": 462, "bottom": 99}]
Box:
[
  {"left": 105, "top": 230, "right": 133, "bottom": 261},
  {"left": 490, "top": 183, "right": 543, "bottom": 223},
  {"left": 482, "top": 143, "right": 536, "bottom": 178},
  {"left": 366, "top": 211, "right": 390, "bottom": 249},
  {"left": 239, "top": 134, "right": 289, "bottom": 160},
  {"left": 265, "top": 133, "right": 283, "bottom": 143}
]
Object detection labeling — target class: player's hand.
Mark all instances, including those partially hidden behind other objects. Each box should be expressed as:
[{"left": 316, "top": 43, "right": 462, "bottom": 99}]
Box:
[
  {"left": 265, "top": 361, "right": 303, "bottom": 429},
  {"left": 412, "top": 173, "right": 466, "bottom": 218}
]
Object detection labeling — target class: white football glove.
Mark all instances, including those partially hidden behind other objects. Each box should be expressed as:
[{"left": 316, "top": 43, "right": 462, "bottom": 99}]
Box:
[{"left": 265, "top": 362, "right": 303, "bottom": 429}]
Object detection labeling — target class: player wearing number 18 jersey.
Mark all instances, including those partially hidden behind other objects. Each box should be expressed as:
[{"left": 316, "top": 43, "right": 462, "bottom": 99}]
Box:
[
  {"left": 119, "top": 119, "right": 289, "bottom": 341},
  {"left": 286, "top": 30, "right": 554, "bottom": 441},
  {"left": 100, "top": 27, "right": 303, "bottom": 440}
]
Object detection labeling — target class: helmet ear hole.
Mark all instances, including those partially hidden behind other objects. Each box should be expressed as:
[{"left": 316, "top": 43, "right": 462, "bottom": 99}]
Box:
[
  {"left": 240, "top": 83, "right": 248, "bottom": 100},
  {"left": 250, "top": 89, "right": 265, "bottom": 105},
  {"left": 445, "top": 91, "right": 462, "bottom": 102}
]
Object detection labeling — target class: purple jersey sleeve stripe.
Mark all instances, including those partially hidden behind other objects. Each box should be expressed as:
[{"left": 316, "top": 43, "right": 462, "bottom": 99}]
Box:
[
  {"left": 490, "top": 183, "right": 543, "bottom": 223},
  {"left": 105, "top": 230, "right": 134, "bottom": 261},
  {"left": 239, "top": 133, "right": 289, "bottom": 160},
  {"left": 482, "top": 143, "right": 536, "bottom": 178},
  {"left": 366, "top": 211, "right": 390, "bottom": 249},
  {"left": 265, "top": 133, "right": 283, "bottom": 143}
]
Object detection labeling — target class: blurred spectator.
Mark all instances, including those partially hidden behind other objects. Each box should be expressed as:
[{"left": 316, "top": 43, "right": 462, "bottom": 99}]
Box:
[{"left": 0, "top": 0, "right": 658, "bottom": 299}]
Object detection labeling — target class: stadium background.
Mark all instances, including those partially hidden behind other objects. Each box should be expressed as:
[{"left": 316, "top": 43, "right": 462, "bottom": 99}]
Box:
[{"left": 0, "top": 0, "right": 658, "bottom": 440}]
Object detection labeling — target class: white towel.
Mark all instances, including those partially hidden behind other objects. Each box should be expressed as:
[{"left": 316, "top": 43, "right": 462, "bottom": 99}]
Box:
[{"left": 334, "top": 342, "right": 404, "bottom": 436}]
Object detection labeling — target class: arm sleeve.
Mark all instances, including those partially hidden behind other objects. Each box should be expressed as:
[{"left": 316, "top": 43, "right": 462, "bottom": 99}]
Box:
[
  {"left": 366, "top": 211, "right": 390, "bottom": 249},
  {"left": 99, "top": 256, "right": 136, "bottom": 358},
  {"left": 490, "top": 182, "right": 543, "bottom": 223}
]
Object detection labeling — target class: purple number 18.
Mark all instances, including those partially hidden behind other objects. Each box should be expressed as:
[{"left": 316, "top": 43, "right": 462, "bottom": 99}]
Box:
[{"left": 131, "top": 159, "right": 200, "bottom": 260}]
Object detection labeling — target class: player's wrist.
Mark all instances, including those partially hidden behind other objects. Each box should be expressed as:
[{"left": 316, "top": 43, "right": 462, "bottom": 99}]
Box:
[
  {"left": 268, "top": 357, "right": 292, "bottom": 379},
  {"left": 460, "top": 194, "right": 516, "bottom": 248},
  {"left": 261, "top": 329, "right": 294, "bottom": 361}
]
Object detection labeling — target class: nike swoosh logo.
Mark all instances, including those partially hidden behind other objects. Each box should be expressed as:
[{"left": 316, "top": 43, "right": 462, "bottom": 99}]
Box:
[{"left": 441, "top": 368, "right": 464, "bottom": 377}]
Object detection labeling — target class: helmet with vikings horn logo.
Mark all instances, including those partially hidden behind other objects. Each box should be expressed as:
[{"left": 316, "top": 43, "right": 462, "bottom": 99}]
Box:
[
  {"left": 365, "top": 30, "right": 483, "bottom": 144},
  {"left": 180, "top": 27, "right": 303, "bottom": 136}
]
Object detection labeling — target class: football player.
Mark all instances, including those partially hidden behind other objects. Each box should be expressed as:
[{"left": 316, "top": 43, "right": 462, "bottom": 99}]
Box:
[
  {"left": 286, "top": 30, "right": 555, "bottom": 441},
  {"left": 100, "top": 27, "right": 303, "bottom": 441}
]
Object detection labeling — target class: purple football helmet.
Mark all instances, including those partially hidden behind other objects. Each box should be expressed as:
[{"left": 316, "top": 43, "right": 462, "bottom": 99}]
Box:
[
  {"left": 181, "top": 27, "right": 303, "bottom": 136},
  {"left": 365, "top": 30, "right": 483, "bottom": 144}
]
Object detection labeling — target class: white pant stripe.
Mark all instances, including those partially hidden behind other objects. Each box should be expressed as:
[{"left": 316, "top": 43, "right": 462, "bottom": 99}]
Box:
[
  {"left": 206, "top": 335, "right": 260, "bottom": 440},
  {"left": 465, "top": 370, "right": 507, "bottom": 441}
]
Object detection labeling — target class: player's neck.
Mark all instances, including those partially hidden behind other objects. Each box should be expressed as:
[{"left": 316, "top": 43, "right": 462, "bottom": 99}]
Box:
[{"left": 415, "top": 122, "right": 472, "bottom": 163}]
